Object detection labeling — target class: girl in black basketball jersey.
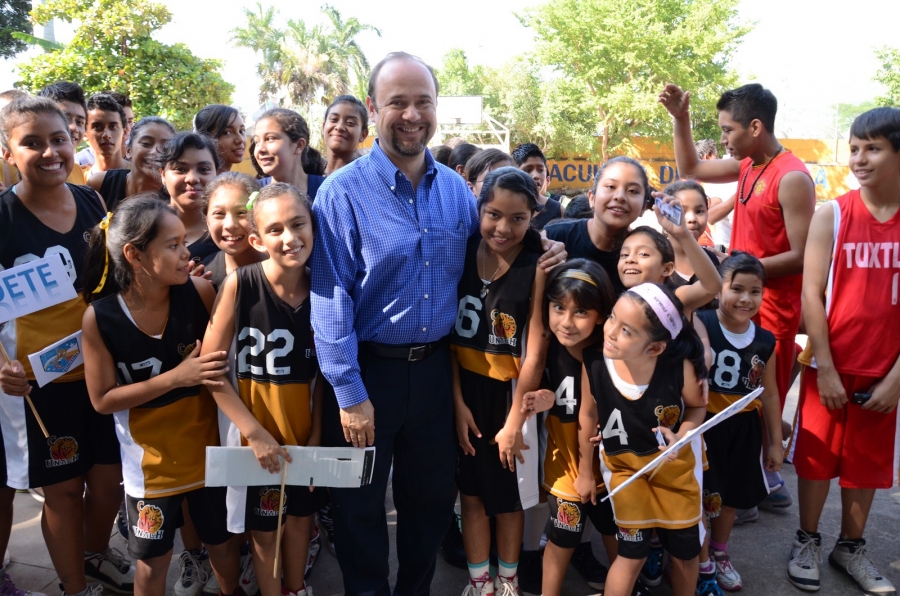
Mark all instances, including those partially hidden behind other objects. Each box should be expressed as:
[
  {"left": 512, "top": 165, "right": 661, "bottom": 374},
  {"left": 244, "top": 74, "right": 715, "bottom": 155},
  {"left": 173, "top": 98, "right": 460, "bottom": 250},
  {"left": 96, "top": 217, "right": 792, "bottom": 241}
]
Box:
[
  {"left": 617, "top": 193, "right": 722, "bottom": 315},
  {"left": 579, "top": 283, "right": 708, "bottom": 596},
  {"left": 451, "top": 167, "right": 547, "bottom": 596},
  {"left": 0, "top": 97, "right": 131, "bottom": 596},
  {"left": 201, "top": 183, "right": 322, "bottom": 596},
  {"left": 201, "top": 173, "right": 264, "bottom": 291},
  {"left": 155, "top": 132, "right": 220, "bottom": 263},
  {"left": 80, "top": 196, "right": 242, "bottom": 596}
]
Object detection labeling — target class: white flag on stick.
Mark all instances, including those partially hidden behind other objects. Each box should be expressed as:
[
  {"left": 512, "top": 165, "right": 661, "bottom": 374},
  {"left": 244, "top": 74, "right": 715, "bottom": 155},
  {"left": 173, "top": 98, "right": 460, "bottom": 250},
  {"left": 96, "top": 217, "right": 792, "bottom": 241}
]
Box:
[
  {"left": 206, "top": 446, "right": 375, "bottom": 488},
  {"left": 602, "top": 386, "right": 764, "bottom": 502}
]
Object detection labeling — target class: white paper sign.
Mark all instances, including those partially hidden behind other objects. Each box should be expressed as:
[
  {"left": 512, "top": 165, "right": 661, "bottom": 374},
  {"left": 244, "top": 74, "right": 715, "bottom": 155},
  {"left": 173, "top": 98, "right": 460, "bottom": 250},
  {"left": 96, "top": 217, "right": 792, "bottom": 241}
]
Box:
[
  {"left": 27, "top": 331, "right": 83, "bottom": 387},
  {"left": 0, "top": 256, "right": 77, "bottom": 325},
  {"left": 206, "top": 446, "right": 375, "bottom": 488},
  {"left": 602, "top": 386, "right": 764, "bottom": 502},
  {"left": 516, "top": 414, "right": 540, "bottom": 509}
]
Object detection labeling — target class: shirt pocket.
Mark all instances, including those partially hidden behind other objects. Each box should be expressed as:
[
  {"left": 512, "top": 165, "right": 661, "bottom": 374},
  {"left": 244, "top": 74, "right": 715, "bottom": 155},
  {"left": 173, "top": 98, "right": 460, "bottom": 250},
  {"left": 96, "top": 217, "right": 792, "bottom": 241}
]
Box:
[{"left": 432, "top": 222, "right": 467, "bottom": 281}]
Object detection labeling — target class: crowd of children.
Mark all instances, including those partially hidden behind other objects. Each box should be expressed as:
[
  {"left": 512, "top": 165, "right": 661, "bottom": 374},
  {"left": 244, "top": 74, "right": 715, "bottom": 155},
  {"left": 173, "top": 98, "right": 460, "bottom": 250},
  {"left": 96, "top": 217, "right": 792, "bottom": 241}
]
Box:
[{"left": 0, "top": 68, "right": 897, "bottom": 596}]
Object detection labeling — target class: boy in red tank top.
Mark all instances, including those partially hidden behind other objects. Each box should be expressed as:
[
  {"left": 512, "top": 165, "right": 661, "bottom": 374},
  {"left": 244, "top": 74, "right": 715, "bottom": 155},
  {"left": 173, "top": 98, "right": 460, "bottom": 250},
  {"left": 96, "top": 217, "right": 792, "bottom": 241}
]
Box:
[{"left": 786, "top": 108, "right": 900, "bottom": 595}]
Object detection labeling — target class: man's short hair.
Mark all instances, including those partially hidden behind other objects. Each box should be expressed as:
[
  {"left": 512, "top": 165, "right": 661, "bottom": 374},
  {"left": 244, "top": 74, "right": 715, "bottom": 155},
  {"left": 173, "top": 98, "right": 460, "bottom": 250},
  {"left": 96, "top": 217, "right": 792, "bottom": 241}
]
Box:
[
  {"left": 87, "top": 93, "right": 126, "bottom": 124},
  {"left": 367, "top": 52, "right": 439, "bottom": 102},
  {"left": 512, "top": 143, "right": 546, "bottom": 166},
  {"left": 105, "top": 91, "right": 132, "bottom": 108},
  {"left": 695, "top": 139, "right": 718, "bottom": 160},
  {"left": 850, "top": 107, "right": 900, "bottom": 151},
  {"left": 716, "top": 84, "right": 777, "bottom": 133},
  {"left": 0, "top": 89, "right": 28, "bottom": 103},
  {"left": 38, "top": 81, "right": 87, "bottom": 116}
]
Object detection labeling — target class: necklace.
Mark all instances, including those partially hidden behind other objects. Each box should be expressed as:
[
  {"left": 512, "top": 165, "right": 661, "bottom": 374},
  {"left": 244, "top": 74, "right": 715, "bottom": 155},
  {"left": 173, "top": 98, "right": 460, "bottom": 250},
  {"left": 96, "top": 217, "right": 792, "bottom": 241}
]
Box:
[
  {"left": 738, "top": 146, "right": 783, "bottom": 204},
  {"left": 479, "top": 241, "right": 520, "bottom": 298}
]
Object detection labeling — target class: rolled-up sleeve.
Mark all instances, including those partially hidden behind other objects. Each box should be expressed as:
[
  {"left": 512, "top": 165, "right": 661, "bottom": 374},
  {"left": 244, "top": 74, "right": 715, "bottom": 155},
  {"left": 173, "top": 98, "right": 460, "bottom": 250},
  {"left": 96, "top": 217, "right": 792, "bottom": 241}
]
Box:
[{"left": 310, "top": 185, "right": 368, "bottom": 409}]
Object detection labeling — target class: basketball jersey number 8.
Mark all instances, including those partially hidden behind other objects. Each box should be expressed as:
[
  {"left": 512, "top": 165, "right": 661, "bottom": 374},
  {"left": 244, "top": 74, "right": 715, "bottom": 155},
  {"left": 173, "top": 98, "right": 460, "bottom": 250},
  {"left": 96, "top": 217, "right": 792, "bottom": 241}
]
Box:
[
  {"left": 709, "top": 348, "right": 741, "bottom": 389},
  {"left": 238, "top": 327, "right": 294, "bottom": 376},
  {"left": 455, "top": 295, "right": 482, "bottom": 339}
]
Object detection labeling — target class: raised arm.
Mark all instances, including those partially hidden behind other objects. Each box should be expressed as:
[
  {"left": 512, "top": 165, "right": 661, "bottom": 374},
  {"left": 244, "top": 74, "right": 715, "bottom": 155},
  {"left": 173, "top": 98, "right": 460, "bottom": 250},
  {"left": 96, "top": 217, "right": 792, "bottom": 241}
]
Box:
[
  {"left": 658, "top": 84, "right": 741, "bottom": 183},
  {"left": 761, "top": 171, "right": 816, "bottom": 279}
]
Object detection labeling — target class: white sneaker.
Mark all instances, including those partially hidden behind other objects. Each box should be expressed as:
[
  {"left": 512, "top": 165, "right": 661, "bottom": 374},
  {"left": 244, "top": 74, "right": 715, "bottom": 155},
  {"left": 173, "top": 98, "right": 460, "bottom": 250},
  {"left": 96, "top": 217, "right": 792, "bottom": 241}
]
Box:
[
  {"left": 761, "top": 480, "right": 793, "bottom": 510},
  {"left": 237, "top": 551, "right": 257, "bottom": 595},
  {"left": 283, "top": 587, "right": 312, "bottom": 596},
  {"left": 84, "top": 547, "right": 135, "bottom": 594},
  {"left": 61, "top": 583, "right": 103, "bottom": 596},
  {"left": 712, "top": 550, "right": 742, "bottom": 591},
  {"left": 733, "top": 507, "right": 759, "bottom": 525},
  {"left": 174, "top": 550, "right": 209, "bottom": 596},
  {"left": 494, "top": 575, "right": 520, "bottom": 596},
  {"left": 829, "top": 538, "right": 896, "bottom": 595},
  {"left": 461, "top": 574, "right": 494, "bottom": 596},
  {"left": 787, "top": 531, "right": 822, "bottom": 591}
]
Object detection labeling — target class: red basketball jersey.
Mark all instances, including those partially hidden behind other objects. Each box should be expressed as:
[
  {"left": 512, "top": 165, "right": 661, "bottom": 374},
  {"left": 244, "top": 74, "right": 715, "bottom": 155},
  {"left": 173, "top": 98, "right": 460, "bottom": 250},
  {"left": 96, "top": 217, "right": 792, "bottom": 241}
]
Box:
[
  {"left": 825, "top": 190, "right": 900, "bottom": 376},
  {"left": 731, "top": 151, "right": 813, "bottom": 337}
]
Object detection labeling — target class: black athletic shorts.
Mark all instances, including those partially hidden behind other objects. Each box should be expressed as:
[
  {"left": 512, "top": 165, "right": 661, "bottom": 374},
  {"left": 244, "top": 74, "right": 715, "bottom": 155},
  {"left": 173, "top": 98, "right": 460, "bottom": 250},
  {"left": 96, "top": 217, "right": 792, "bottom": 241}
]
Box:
[
  {"left": 456, "top": 370, "right": 521, "bottom": 516},
  {"left": 244, "top": 485, "right": 326, "bottom": 532},
  {"left": 14, "top": 380, "right": 119, "bottom": 489},
  {"left": 126, "top": 487, "right": 232, "bottom": 560},
  {"left": 546, "top": 493, "right": 616, "bottom": 548},
  {"left": 616, "top": 524, "right": 701, "bottom": 561},
  {"left": 703, "top": 411, "right": 768, "bottom": 512}
]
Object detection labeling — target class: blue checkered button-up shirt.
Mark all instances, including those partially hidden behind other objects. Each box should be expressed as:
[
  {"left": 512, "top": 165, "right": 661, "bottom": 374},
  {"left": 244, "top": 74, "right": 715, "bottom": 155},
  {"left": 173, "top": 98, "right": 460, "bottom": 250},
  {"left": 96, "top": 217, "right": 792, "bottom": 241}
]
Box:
[{"left": 311, "top": 141, "right": 479, "bottom": 408}]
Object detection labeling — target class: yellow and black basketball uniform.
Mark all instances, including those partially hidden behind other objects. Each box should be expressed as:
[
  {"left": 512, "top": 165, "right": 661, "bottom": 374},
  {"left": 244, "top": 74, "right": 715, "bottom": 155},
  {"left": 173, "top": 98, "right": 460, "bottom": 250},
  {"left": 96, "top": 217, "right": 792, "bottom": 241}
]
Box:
[
  {"left": 0, "top": 183, "right": 119, "bottom": 489},
  {"left": 695, "top": 310, "right": 775, "bottom": 514},
  {"left": 542, "top": 337, "right": 616, "bottom": 549},
  {"left": 93, "top": 279, "right": 230, "bottom": 560},
  {"left": 451, "top": 234, "right": 540, "bottom": 516},
  {"left": 226, "top": 262, "right": 323, "bottom": 533},
  {"left": 584, "top": 347, "right": 704, "bottom": 561}
]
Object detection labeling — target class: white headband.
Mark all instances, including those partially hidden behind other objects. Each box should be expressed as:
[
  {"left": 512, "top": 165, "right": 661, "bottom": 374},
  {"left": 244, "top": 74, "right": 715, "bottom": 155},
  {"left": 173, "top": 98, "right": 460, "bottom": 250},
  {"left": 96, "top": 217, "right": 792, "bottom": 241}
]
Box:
[{"left": 629, "top": 283, "right": 683, "bottom": 340}]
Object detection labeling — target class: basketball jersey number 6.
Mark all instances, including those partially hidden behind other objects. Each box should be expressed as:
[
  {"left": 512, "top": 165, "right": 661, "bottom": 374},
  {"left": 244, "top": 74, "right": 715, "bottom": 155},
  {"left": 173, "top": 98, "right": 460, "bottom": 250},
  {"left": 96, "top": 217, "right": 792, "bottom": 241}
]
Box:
[
  {"left": 455, "top": 295, "right": 482, "bottom": 338},
  {"left": 709, "top": 348, "right": 741, "bottom": 390}
]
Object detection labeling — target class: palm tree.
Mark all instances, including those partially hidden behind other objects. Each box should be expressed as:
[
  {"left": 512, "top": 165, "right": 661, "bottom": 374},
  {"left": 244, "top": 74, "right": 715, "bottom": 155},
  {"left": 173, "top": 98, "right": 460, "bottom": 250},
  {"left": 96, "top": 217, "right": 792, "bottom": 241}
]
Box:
[
  {"left": 320, "top": 5, "right": 381, "bottom": 100},
  {"left": 231, "top": 3, "right": 285, "bottom": 104}
]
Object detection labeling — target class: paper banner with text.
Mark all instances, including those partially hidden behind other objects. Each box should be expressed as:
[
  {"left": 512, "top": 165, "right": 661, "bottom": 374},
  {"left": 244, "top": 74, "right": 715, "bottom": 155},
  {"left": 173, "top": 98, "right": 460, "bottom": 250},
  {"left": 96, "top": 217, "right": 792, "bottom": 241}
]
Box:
[
  {"left": 602, "top": 386, "right": 764, "bottom": 502},
  {"left": 206, "top": 446, "right": 375, "bottom": 489},
  {"left": 0, "top": 256, "right": 77, "bottom": 325}
]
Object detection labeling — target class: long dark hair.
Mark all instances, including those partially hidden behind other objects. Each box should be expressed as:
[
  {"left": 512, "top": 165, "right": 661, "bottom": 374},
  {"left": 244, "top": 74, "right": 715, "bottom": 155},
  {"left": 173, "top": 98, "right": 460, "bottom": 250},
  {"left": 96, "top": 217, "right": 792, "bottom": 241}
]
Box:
[
  {"left": 83, "top": 195, "right": 177, "bottom": 303},
  {"left": 254, "top": 108, "right": 326, "bottom": 176},
  {"left": 543, "top": 259, "right": 617, "bottom": 339},
  {"left": 624, "top": 283, "right": 707, "bottom": 381},
  {"left": 153, "top": 132, "right": 221, "bottom": 198},
  {"left": 477, "top": 166, "right": 543, "bottom": 252}
]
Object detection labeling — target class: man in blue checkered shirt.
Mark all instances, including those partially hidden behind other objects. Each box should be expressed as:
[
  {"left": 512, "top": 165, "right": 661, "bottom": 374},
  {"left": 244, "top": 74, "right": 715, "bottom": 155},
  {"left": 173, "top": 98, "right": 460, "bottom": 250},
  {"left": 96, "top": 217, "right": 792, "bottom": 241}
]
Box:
[{"left": 311, "top": 52, "right": 564, "bottom": 596}]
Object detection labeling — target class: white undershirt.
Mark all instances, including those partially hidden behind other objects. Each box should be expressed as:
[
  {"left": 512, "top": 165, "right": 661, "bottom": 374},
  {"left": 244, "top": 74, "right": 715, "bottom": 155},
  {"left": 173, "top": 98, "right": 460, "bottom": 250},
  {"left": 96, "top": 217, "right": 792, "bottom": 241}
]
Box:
[
  {"left": 605, "top": 356, "right": 649, "bottom": 401},
  {"left": 720, "top": 320, "right": 754, "bottom": 350},
  {"left": 117, "top": 294, "right": 162, "bottom": 339}
]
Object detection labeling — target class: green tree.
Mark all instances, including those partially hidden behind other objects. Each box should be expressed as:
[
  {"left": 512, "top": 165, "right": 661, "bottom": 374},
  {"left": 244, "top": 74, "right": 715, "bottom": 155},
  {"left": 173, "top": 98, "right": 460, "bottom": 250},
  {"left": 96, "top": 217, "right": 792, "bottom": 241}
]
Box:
[
  {"left": 0, "top": 0, "right": 32, "bottom": 59},
  {"left": 437, "top": 49, "right": 487, "bottom": 97},
  {"left": 875, "top": 47, "right": 900, "bottom": 107},
  {"left": 520, "top": 0, "right": 748, "bottom": 160},
  {"left": 16, "top": 0, "right": 233, "bottom": 129},
  {"left": 233, "top": 3, "right": 378, "bottom": 108}
]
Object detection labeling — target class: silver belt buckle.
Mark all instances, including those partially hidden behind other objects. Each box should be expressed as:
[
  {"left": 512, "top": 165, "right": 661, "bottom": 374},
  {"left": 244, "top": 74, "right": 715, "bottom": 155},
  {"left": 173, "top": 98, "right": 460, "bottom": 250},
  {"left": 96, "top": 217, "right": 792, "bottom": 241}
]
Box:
[{"left": 408, "top": 345, "right": 428, "bottom": 361}]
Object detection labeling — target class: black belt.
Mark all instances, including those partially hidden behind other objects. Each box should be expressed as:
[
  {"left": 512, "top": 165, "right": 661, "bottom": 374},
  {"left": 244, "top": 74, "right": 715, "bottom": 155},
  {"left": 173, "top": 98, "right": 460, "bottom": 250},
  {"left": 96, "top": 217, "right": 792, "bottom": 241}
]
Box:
[{"left": 361, "top": 338, "right": 445, "bottom": 362}]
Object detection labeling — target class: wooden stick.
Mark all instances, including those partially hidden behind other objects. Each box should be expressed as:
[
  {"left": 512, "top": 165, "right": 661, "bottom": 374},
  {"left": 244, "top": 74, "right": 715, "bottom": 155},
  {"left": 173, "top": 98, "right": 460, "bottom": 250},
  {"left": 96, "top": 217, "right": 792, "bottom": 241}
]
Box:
[
  {"left": 273, "top": 458, "right": 288, "bottom": 579},
  {"left": 0, "top": 340, "right": 48, "bottom": 438}
]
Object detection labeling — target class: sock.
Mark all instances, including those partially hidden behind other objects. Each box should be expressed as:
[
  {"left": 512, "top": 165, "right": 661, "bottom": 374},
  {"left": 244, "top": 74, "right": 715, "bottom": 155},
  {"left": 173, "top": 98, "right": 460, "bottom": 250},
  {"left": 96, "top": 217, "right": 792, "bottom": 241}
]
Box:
[
  {"left": 837, "top": 536, "right": 865, "bottom": 551},
  {"left": 68, "top": 588, "right": 90, "bottom": 596},
  {"left": 523, "top": 501, "right": 548, "bottom": 551},
  {"left": 710, "top": 539, "right": 727, "bottom": 554},
  {"left": 279, "top": 585, "right": 305, "bottom": 596},
  {"left": 699, "top": 560, "right": 715, "bottom": 575},
  {"left": 498, "top": 558, "right": 518, "bottom": 579},
  {"left": 467, "top": 559, "right": 490, "bottom": 584}
]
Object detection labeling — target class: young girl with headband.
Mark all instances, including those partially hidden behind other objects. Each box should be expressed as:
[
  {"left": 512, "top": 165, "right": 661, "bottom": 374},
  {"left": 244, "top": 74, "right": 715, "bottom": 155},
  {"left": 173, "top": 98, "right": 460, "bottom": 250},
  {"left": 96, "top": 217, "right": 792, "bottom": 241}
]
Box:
[
  {"left": 251, "top": 109, "right": 326, "bottom": 199},
  {"left": 80, "top": 196, "right": 242, "bottom": 596},
  {"left": 452, "top": 167, "right": 546, "bottom": 596},
  {"left": 202, "top": 183, "right": 323, "bottom": 596},
  {"left": 579, "top": 283, "right": 708, "bottom": 596},
  {"left": 520, "top": 259, "right": 619, "bottom": 596},
  {"left": 0, "top": 96, "right": 130, "bottom": 596}
]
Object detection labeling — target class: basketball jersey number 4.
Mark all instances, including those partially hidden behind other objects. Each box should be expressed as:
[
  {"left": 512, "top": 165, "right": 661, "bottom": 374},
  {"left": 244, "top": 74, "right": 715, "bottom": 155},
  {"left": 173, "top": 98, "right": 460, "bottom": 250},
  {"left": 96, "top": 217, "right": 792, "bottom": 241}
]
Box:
[
  {"left": 602, "top": 409, "right": 628, "bottom": 445},
  {"left": 555, "top": 376, "right": 577, "bottom": 414}
]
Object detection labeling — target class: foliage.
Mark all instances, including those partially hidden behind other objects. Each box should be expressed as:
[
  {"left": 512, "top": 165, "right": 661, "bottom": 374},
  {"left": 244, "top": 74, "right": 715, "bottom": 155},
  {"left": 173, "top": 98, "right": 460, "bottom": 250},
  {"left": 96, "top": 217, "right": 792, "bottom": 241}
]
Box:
[
  {"left": 232, "top": 2, "right": 380, "bottom": 109},
  {"left": 875, "top": 47, "right": 900, "bottom": 107},
  {"left": 0, "top": 0, "right": 31, "bottom": 59},
  {"left": 16, "top": 0, "right": 233, "bottom": 130},
  {"left": 835, "top": 100, "right": 878, "bottom": 132},
  {"left": 520, "top": 0, "right": 749, "bottom": 160}
]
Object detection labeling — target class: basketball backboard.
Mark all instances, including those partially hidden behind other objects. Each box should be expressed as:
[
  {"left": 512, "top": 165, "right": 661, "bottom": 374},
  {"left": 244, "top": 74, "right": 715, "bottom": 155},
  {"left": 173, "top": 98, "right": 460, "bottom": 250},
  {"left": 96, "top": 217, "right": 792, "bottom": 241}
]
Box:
[{"left": 436, "top": 96, "right": 483, "bottom": 125}]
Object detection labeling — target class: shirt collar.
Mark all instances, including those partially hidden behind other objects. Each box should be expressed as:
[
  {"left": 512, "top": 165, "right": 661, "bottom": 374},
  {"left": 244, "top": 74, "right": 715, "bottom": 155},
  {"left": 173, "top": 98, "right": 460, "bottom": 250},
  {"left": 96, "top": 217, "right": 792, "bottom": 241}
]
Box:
[{"left": 369, "top": 139, "right": 438, "bottom": 190}]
